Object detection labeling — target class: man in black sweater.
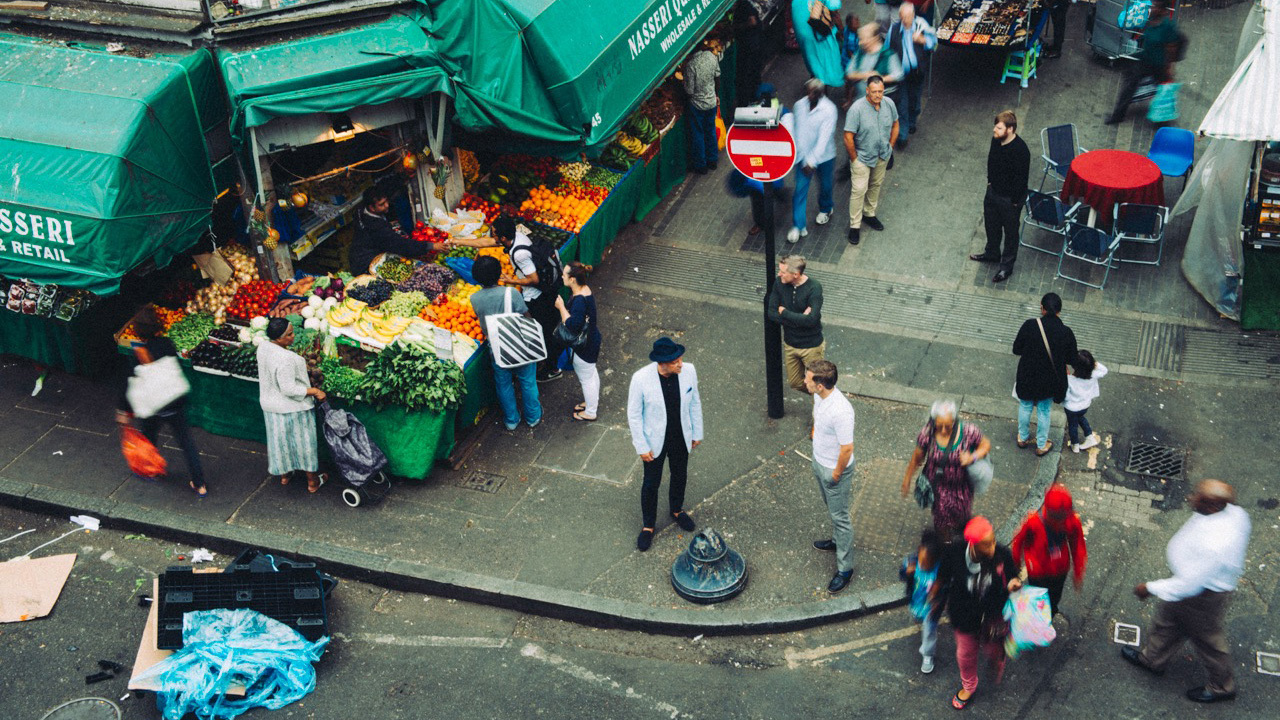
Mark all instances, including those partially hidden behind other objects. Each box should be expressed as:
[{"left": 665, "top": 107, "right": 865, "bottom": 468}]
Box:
[
  {"left": 348, "top": 188, "right": 443, "bottom": 274},
  {"left": 766, "top": 255, "right": 825, "bottom": 393},
  {"left": 970, "top": 110, "right": 1031, "bottom": 283}
]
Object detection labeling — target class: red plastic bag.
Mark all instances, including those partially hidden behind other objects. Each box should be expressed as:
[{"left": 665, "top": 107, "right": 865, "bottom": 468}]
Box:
[
  {"left": 122, "top": 426, "right": 166, "bottom": 478},
  {"left": 715, "top": 108, "right": 727, "bottom": 151}
]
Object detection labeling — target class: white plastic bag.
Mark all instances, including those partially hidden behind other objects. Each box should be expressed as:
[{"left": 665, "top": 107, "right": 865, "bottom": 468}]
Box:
[{"left": 1003, "top": 586, "right": 1056, "bottom": 657}]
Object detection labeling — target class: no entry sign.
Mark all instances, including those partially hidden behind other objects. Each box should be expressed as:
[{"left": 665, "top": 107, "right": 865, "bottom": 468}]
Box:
[{"left": 726, "top": 124, "right": 796, "bottom": 183}]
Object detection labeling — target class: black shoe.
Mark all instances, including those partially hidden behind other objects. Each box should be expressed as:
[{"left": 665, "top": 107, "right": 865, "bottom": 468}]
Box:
[
  {"left": 708, "top": 163, "right": 718, "bottom": 172},
  {"left": 1185, "top": 687, "right": 1236, "bottom": 704},
  {"left": 827, "top": 570, "right": 853, "bottom": 593},
  {"left": 692, "top": 166, "right": 709, "bottom": 175},
  {"left": 992, "top": 270, "right": 1012, "bottom": 283},
  {"left": 1104, "top": 114, "right": 1124, "bottom": 126},
  {"left": 813, "top": 539, "right": 837, "bottom": 551},
  {"left": 895, "top": 138, "right": 908, "bottom": 151},
  {"left": 636, "top": 529, "right": 654, "bottom": 552},
  {"left": 537, "top": 369, "right": 563, "bottom": 383},
  {"left": 864, "top": 216, "right": 884, "bottom": 231},
  {"left": 969, "top": 253, "right": 1000, "bottom": 263},
  {"left": 847, "top": 228, "right": 861, "bottom": 245},
  {"left": 909, "top": 126, "right": 918, "bottom": 135},
  {"left": 1043, "top": 49, "right": 1062, "bottom": 59},
  {"left": 1120, "top": 647, "right": 1164, "bottom": 676},
  {"left": 672, "top": 510, "right": 696, "bottom": 532}
]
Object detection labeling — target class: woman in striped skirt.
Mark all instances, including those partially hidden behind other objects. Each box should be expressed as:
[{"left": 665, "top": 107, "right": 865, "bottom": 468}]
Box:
[{"left": 257, "top": 318, "right": 328, "bottom": 493}]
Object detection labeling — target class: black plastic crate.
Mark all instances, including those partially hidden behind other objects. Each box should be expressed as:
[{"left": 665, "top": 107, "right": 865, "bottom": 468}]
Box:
[
  {"left": 224, "top": 548, "right": 338, "bottom": 597},
  {"left": 157, "top": 565, "right": 328, "bottom": 649}
]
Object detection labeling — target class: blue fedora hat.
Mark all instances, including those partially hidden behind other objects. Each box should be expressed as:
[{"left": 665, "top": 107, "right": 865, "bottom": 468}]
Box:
[{"left": 649, "top": 337, "right": 685, "bottom": 363}]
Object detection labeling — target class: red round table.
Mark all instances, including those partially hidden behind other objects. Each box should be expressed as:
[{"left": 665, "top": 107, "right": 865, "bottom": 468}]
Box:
[{"left": 1061, "top": 150, "right": 1165, "bottom": 222}]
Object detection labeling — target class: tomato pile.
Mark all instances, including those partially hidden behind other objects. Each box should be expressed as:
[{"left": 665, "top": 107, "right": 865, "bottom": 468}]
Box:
[
  {"left": 411, "top": 221, "right": 449, "bottom": 244},
  {"left": 458, "top": 194, "right": 501, "bottom": 223},
  {"left": 226, "top": 280, "right": 286, "bottom": 321}
]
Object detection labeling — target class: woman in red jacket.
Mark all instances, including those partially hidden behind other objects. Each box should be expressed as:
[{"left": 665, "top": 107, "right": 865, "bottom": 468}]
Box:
[{"left": 1012, "top": 483, "right": 1088, "bottom": 617}]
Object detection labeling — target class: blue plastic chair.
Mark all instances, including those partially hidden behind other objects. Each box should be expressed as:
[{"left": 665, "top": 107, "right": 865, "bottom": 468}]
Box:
[
  {"left": 1057, "top": 221, "right": 1121, "bottom": 289},
  {"left": 1147, "top": 127, "right": 1195, "bottom": 191}
]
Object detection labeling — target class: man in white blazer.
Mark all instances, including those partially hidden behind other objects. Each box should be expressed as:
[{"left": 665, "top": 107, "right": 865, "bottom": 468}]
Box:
[{"left": 627, "top": 337, "right": 704, "bottom": 551}]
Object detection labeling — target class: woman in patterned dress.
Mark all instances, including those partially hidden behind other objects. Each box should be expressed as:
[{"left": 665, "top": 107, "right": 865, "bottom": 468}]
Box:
[
  {"left": 257, "top": 318, "right": 328, "bottom": 493},
  {"left": 900, "top": 400, "right": 993, "bottom": 542}
]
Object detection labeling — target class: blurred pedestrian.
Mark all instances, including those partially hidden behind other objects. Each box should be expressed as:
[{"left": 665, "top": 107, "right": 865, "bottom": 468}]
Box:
[
  {"left": 804, "top": 360, "right": 856, "bottom": 593},
  {"left": 886, "top": 2, "right": 936, "bottom": 147},
  {"left": 628, "top": 338, "right": 704, "bottom": 551},
  {"left": 791, "top": 0, "right": 846, "bottom": 88},
  {"left": 900, "top": 400, "right": 991, "bottom": 542},
  {"left": 257, "top": 318, "right": 327, "bottom": 493},
  {"left": 843, "top": 75, "right": 898, "bottom": 245},
  {"left": 734, "top": 1, "right": 766, "bottom": 105},
  {"left": 767, "top": 255, "right": 825, "bottom": 393},
  {"left": 839, "top": 12, "right": 862, "bottom": 68},
  {"left": 1121, "top": 480, "right": 1251, "bottom": 704},
  {"left": 935, "top": 516, "right": 1023, "bottom": 710},
  {"left": 843, "top": 23, "right": 902, "bottom": 105},
  {"left": 900, "top": 528, "right": 944, "bottom": 673},
  {"left": 1106, "top": 0, "right": 1180, "bottom": 124},
  {"left": 1013, "top": 293, "right": 1077, "bottom": 455},
  {"left": 1011, "top": 483, "right": 1087, "bottom": 617},
  {"left": 787, "top": 79, "right": 838, "bottom": 243},
  {"left": 682, "top": 38, "right": 723, "bottom": 174},
  {"left": 553, "top": 262, "right": 602, "bottom": 421},
  {"left": 1065, "top": 350, "right": 1106, "bottom": 452}
]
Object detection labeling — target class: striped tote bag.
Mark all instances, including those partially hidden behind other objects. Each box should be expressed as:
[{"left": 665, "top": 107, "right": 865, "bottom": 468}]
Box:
[{"left": 485, "top": 287, "right": 548, "bottom": 368}]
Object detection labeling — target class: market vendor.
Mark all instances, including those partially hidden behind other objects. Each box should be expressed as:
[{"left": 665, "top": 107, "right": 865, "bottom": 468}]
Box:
[{"left": 348, "top": 187, "right": 445, "bottom": 274}]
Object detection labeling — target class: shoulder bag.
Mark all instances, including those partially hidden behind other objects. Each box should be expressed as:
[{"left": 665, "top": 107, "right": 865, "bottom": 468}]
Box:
[
  {"left": 957, "top": 420, "right": 995, "bottom": 495},
  {"left": 126, "top": 346, "right": 190, "bottom": 419},
  {"left": 553, "top": 297, "right": 592, "bottom": 350},
  {"left": 485, "top": 287, "right": 548, "bottom": 369},
  {"left": 808, "top": 1, "right": 835, "bottom": 38}
]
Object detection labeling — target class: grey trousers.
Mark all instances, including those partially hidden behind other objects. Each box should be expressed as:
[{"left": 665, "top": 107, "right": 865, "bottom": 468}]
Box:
[
  {"left": 1141, "top": 590, "right": 1236, "bottom": 694},
  {"left": 812, "top": 456, "right": 856, "bottom": 572}
]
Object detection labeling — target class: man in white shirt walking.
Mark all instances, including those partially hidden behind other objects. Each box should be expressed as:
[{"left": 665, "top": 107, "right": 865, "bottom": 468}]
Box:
[
  {"left": 804, "top": 360, "right": 856, "bottom": 593},
  {"left": 1121, "top": 479, "right": 1252, "bottom": 704},
  {"left": 786, "top": 79, "right": 838, "bottom": 244}
]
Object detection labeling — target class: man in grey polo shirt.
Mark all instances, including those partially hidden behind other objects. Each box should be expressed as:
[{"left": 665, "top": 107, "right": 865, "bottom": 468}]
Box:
[
  {"left": 842, "top": 75, "right": 899, "bottom": 246},
  {"left": 804, "top": 360, "right": 857, "bottom": 594}
]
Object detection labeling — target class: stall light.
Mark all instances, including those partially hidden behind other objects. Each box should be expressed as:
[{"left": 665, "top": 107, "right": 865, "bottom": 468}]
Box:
[{"left": 331, "top": 114, "right": 356, "bottom": 142}]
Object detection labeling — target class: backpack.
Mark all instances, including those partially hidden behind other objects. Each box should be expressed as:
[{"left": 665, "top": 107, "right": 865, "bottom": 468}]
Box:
[{"left": 511, "top": 237, "right": 564, "bottom": 296}]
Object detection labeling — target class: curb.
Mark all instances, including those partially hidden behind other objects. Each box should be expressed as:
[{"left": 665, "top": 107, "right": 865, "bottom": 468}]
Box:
[{"left": 0, "top": 476, "right": 907, "bottom": 636}]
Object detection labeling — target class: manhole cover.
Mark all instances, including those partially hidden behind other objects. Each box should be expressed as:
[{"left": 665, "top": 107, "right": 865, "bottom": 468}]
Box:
[
  {"left": 458, "top": 470, "right": 505, "bottom": 494},
  {"left": 1125, "top": 442, "right": 1186, "bottom": 479},
  {"left": 41, "top": 698, "right": 121, "bottom": 720}
]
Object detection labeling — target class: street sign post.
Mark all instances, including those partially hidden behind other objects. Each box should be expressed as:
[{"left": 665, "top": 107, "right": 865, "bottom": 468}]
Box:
[{"left": 727, "top": 123, "right": 796, "bottom": 420}]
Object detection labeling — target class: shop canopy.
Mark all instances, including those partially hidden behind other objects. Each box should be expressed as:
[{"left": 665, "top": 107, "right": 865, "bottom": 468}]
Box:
[
  {"left": 0, "top": 37, "right": 216, "bottom": 295},
  {"left": 219, "top": 1, "right": 732, "bottom": 152},
  {"left": 1199, "top": 0, "right": 1280, "bottom": 141}
]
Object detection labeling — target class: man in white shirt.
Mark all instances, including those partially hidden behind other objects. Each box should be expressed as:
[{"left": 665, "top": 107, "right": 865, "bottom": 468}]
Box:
[
  {"left": 786, "top": 78, "right": 838, "bottom": 244},
  {"left": 494, "top": 216, "right": 561, "bottom": 382},
  {"left": 1121, "top": 479, "right": 1252, "bottom": 704},
  {"left": 804, "top": 360, "right": 856, "bottom": 593}
]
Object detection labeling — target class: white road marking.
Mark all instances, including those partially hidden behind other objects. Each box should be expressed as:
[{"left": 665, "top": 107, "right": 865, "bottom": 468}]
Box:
[
  {"left": 784, "top": 624, "right": 928, "bottom": 668},
  {"left": 333, "top": 632, "right": 509, "bottom": 649},
  {"left": 520, "top": 642, "right": 686, "bottom": 719}
]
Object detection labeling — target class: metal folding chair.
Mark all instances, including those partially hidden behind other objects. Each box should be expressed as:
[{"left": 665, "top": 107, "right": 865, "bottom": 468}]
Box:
[
  {"left": 1113, "top": 203, "right": 1169, "bottom": 266},
  {"left": 1057, "top": 221, "right": 1121, "bottom": 289},
  {"left": 1020, "top": 191, "right": 1082, "bottom": 255},
  {"left": 1039, "top": 124, "right": 1085, "bottom": 192}
]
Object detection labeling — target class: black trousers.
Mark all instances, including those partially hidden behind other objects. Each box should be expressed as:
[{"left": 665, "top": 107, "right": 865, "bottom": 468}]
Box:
[
  {"left": 982, "top": 188, "right": 1023, "bottom": 273},
  {"left": 525, "top": 291, "right": 561, "bottom": 374},
  {"left": 139, "top": 404, "right": 207, "bottom": 488},
  {"left": 1028, "top": 573, "right": 1068, "bottom": 616},
  {"left": 1109, "top": 61, "right": 1161, "bottom": 122},
  {"left": 641, "top": 441, "right": 689, "bottom": 528}
]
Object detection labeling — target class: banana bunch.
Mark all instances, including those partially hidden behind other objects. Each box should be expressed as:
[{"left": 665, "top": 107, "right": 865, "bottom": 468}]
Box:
[
  {"left": 616, "top": 132, "right": 646, "bottom": 157},
  {"left": 356, "top": 310, "right": 413, "bottom": 344},
  {"left": 326, "top": 297, "right": 368, "bottom": 328}
]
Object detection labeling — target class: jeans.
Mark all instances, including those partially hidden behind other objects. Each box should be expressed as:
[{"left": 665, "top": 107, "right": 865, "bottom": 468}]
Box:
[
  {"left": 687, "top": 105, "right": 719, "bottom": 171},
  {"left": 955, "top": 629, "right": 1006, "bottom": 693},
  {"left": 983, "top": 188, "right": 1023, "bottom": 273},
  {"left": 894, "top": 71, "right": 925, "bottom": 136},
  {"left": 1065, "top": 408, "right": 1093, "bottom": 445},
  {"left": 641, "top": 441, "right": 689, "bottom": 528},
  {"left": 570, "top": 352, "right": 599, "bottom": 417},
  {"left": 139, "top": 404, "right": 206, "bottom": 488},
  {"left": 493, "top": 361, "right": 541, "bottom": 429},
  {"left": 1018, "top": 397, "right": 1053, "bottom": 449},
  {"left": 812, "top": 457, "right": 855, "bottom": 573},
  {"left": 920, "top": 614, "right": 940, "bottom": 658},
  {"left": 791, "top": 158, "right": 835, "bottom": 231}
]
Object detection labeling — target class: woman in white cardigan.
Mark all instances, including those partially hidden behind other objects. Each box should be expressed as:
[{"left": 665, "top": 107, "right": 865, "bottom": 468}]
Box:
[{"left": 257, "top": 318, "right": 328, "bottom": 493}]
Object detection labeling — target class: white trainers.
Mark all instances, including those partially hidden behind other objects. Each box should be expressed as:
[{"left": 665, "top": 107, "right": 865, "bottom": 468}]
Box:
[
  {"left": 1079, "top": 433, "right": 1100, "bottom": 450},
  {"left": 921, "top": 655, "right": 935, "bottom": 674},
  {"left": 1072, "top": 443, "right": 1081, "bottom": 453},
  {"left": 816, "top": 211, "right": 831, "bottom": 225},
  {"left": 786, "top": 227, "right": 800, "bottom": 243}
]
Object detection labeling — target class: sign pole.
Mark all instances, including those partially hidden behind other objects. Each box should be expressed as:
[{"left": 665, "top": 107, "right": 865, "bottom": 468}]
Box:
[{"left": 762, "top": 191, "right": 784, "bottom": 419}]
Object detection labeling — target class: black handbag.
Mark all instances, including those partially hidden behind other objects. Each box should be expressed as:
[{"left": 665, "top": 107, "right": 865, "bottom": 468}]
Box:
[{"left": 553, "top": 314, "right": 591, "bottom": 350}]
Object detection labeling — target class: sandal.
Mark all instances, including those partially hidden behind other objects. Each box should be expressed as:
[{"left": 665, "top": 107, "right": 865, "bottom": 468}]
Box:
[
  {"left": 189, "top": 481, "right": 208, "bottom": 498},
  {"left": 574, "top": 403, "right": 587, "bottom": 412},
  {"left": 1016, "top": 438, "right": 1032, "bottom": 449},
  {"left": 572, "top": 411, "right": 597, "bottom": 422},
  {"left": 1035, "top": 440, "right": 1054, "bottom": 457},
  {"left": 951, "top": 691, "right": 972, "bottom": 710},
  {"left": 308, "top": 473, "right": 328, "bottom": 494},
  {"left": 280, "top": 473, "right": 291, "bottom": 485}
]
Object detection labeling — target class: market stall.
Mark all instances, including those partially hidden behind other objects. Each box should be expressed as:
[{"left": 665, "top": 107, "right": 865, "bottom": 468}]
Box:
[
  {"left": 935, "top": 0, "right": 1045, "bottom": 48},
  {"left": 0, "top": 36, "right": 223, "bottom": 372}
]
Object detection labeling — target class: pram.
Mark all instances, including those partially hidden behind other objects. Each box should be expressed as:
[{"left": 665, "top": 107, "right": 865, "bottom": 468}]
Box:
[{"left": 318, "top": 401, "right": 392, "bottom": 508}]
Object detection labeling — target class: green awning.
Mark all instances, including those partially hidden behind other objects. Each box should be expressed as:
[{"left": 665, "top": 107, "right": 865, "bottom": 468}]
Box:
[{"left": 0, "top": 36, "right": 216, "bottom": 295}]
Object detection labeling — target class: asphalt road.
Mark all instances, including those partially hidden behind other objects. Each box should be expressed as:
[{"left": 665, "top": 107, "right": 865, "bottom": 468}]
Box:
[{"left": 3, "top": 502, "right": 1276, "bottom": 720}]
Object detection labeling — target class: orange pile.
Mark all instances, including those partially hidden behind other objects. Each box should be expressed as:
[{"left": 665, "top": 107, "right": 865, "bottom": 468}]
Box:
[
  {"left": 423, "top": 297, "right": 484, "bottom": 341},
  {"left": 118, "top": 305, "right": 186, "bottom": 342},
  {"left": 477, "top": 247, "right": 515, "bottom": 279},
  {"left": 519, "top": 186, "right": 598, "bottom": 233}
]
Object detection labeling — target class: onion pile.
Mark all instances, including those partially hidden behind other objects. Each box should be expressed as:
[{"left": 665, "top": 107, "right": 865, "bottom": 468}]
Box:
[{"left": 185, "top": 248, "right": 259, "bottom": 324}]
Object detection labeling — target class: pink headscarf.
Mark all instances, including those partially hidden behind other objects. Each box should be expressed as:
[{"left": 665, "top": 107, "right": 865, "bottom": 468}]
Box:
[{"left": 963, "top": 516, "right": 993, "bottom": 543}]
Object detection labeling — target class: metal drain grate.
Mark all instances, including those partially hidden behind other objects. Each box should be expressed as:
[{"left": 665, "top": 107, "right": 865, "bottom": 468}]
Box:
[
  {"left": 1126, "top": 443, "right": 1186, "bottom": 479},
  {"left": 458, "top": 470, "right": 505, "bottom": 494}
]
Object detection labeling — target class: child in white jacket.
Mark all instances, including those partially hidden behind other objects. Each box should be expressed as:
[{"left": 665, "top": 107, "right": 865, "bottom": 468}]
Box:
[{"left": 1064, "top": 350, "right": 1106, "bottom": 452}]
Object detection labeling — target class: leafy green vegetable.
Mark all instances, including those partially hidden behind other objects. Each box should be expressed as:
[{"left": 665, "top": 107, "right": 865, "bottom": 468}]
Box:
[
  {"left": 166, "top": 313, "right": 217, "bottom": 353},
  {"left": 319, "top": 356, "right": 366, "bottom": 399},
  {"left": 359, "top": 342, "right": 466, "bottom": 412}
]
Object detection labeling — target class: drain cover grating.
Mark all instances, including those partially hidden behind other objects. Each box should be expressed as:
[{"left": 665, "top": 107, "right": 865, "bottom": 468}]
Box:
[
  {"left": 458, "top": 470, "right": 505, "bottom": 494},
  {"left": 1126, "top": 443, "right": 1186, "bottom": 479}
]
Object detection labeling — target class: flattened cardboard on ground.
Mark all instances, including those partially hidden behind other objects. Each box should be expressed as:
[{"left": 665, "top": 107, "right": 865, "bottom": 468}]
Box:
[
  {"left": 0, "top": 553, "right": 75, "bottom": 623},
  {"left": 129, "top": 576, "right": 246, "bottom": 695}
]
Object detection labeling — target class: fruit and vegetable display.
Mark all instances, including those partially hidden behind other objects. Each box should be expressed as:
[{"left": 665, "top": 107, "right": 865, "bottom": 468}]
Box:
[
  {"left": 421, "top": 296, "right": 484, "bottom": 341},
  {"left": 395, "top": 262, "right": 455, "bottom": 299},
  {"left": 185, "top": 246, "right": 259, "bottom": 323},
  {"left": 345, "top": 278, "right": 394, "bottom": 306},
  {"left": 359, "top": 342, "right": 467, "bottom": 412},
  {"left": 375, "top": 256, "right": 414, "bottom": 284},
  {"left": 476, "top": 247, "right": 516, "bottom": 279},
  {"left": 165, "top": 313, "right": 218, "bottom": 353},
  {"left": 457, "top": 193, "right": 501, "bottom": 222},
  {"left": 226, "top": 280, "right": 288, "bottom": 322},
  {"left": 410, "top": 221, "right": 449, "bottom": 244},
  {"left": 381, "top": 291, "right": 431, "bottom": 318}
]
